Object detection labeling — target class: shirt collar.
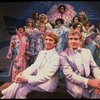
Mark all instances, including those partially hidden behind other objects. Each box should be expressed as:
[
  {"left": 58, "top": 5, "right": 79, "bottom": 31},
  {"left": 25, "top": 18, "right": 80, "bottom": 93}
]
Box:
[
  {"left": 70, "top": 48, "right": 82, "bottom": 54},
  {"left": 44, "top": 48, "right": 56, "bottom": 55}
]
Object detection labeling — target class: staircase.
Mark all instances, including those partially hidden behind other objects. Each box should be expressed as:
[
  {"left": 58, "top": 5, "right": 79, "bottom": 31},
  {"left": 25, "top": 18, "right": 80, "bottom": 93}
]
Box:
[{"left": 0, "top": 58, "right": 11, "bottom": 82}]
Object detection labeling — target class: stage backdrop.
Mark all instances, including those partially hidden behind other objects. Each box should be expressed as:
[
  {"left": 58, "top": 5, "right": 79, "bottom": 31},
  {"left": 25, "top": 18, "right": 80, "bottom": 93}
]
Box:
[{"left": 0, "top": 1, "right": 100, "bottom": 57}]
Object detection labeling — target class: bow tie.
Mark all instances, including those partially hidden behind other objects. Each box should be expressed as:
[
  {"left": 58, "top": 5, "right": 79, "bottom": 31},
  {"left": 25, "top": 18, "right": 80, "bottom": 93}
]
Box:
[{"left": 73, "top": 49, "right": 82, "bottom": 54}]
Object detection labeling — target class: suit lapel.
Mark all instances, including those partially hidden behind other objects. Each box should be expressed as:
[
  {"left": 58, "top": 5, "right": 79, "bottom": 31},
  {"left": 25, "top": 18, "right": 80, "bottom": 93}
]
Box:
[
  {"left": 64, "top": 49, "right": 79, "bottom": 73},
  {"left": 80, "top": 50, "right": 89, "bottom": 77},
  {"left": 39, "top": 55, "right": 48, "bottom": 70},
  {"left": 71, "top": 52, "right": 82, "bottom": 73},
  {"left": 38, "top": 51, "right": 53, "bottom": 70}
]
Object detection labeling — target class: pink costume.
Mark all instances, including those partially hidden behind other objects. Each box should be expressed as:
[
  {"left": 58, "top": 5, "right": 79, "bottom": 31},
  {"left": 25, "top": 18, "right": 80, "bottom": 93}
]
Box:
[
  {"left": 47, "top": 4, "right": 76, "bottom": 24},
  {"left": 7, "top": 31, "right": 29, "bottom": 82}
]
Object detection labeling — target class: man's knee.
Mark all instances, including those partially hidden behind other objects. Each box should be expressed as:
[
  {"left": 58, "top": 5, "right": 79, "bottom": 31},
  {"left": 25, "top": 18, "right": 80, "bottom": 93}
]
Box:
[{"left": 15, "top": 89, "right": 26, "bottom": 99}]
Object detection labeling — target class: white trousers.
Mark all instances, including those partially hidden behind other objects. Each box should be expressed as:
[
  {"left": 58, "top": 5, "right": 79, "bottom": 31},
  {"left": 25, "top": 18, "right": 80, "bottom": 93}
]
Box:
[{"left": 1, "top": 82, "right": 45, "bottom": 99}]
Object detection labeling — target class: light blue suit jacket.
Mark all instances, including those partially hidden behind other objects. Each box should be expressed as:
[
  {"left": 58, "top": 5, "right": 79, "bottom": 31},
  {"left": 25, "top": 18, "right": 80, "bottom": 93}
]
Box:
[
  {"left": 60, "top": 48, "right": 100, "bottom": 98},
  {"left": 23, "top": 48, "right": 60, "bottom": 92}
]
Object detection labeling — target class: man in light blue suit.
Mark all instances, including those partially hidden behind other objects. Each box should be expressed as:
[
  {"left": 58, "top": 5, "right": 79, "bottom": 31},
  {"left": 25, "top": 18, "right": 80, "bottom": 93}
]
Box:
[
  {"left": 0, "top": 32, "right": 60, "bottom": 99},
  {"left": 60, "top": 29, "right": 100, "bottom": 99}
]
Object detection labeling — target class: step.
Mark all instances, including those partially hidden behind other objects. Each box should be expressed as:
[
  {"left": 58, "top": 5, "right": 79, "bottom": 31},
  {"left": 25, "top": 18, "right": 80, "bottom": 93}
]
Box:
[{"left": 0, "top": 67, "right": 11, "bottom": 82}]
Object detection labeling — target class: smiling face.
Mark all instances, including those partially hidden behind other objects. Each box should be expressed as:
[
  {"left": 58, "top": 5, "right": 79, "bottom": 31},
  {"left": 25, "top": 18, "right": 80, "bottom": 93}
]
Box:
[
  {"left": 38, "top": 23, "right": 46, "bottom": 32},
  {"left": 68, "top": 30, "right": 82, "bottom": 49},
  {"left": 58, "top": 5, "right": 66, "bottom": 14},
  {"left": 27, "top": 21, "right": 33, "bottom": 27},
  {"left": 76, "top": 24, "right": 82, "bottom": 32},
  {"left": 17, "top": 27, "right": 25, "bottom": 33},
  {"left": 73, "top": 16, "right": 80, "bottom": 24},
  {"left": 44, "top": 36, "right": 56, "bottom": 50},
  {"left": 44, "top": 33, "right": 58, "bottom": 50}
]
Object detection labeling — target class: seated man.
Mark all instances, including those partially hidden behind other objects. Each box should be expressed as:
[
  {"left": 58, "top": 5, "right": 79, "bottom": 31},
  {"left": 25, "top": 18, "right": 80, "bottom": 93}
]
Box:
[
  {"left": 60, "top": 29, "right": 100, "bottom": 99},
  {"left": 0, "top": 32, "right": 60, "bottom": 99}
]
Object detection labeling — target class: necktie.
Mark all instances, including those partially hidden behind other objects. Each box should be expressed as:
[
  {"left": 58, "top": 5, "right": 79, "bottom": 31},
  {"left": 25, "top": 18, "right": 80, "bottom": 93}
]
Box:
[
  {"left": 38, "top": 52, "right": 47, "bottom": 70},
  {"left": 74, "top": 49, "right": 81, "bottom": 54},
  {"left": 73, "top": 50, "right": 85, "bottom": 76}
]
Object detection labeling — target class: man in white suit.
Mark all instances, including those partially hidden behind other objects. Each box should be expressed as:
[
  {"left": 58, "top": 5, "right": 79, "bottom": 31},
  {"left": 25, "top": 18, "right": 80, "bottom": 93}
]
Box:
[
  {"left": 60, "top": 29, "right": 100, "bottom": 99},
  {"left": 0, "top": 32, "right": 60, "bottom": 99}
]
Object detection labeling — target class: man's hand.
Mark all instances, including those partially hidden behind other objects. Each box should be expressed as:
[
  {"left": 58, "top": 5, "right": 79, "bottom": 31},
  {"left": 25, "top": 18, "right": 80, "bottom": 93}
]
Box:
[
  {"left": 95, "top": 88, "right": 100, "bottom": 94},
  {"left": 15, "top": 73, "right": 28, "bottom": 83},
  {"left": 87, "top": 79, "right": 100, "bottom": 88}
]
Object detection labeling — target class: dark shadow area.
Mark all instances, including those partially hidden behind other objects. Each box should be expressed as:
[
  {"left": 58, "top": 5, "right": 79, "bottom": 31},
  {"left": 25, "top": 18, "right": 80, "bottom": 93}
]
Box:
[
  {"left": 3, "top": 16, "right": 26, "bottom": 35},
  {"left": 27, "top": 83, "right": 73, "bottom": 99},
  {"left": 0, "top": 58, "right": 11, "bottom": 82}
]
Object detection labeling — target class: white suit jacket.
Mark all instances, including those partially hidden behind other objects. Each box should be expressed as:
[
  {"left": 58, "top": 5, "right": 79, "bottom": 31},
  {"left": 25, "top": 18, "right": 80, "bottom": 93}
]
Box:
[
  {"left": 60, "top": 48, "right": 100, "bottom": 98},
  {"left": 22, "top": 48, "right": 60, "bottom": 92}
]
